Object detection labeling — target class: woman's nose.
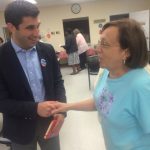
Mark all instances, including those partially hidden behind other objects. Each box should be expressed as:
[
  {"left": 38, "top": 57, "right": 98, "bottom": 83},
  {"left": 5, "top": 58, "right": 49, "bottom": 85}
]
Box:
[{"left": 96, "top": 44, "right": 102, "bottom": 54}]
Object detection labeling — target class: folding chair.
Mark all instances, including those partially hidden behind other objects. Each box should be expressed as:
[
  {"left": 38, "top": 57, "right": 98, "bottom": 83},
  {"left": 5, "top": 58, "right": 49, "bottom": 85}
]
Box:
[{"left": 87, "top": 55, "right": 100, "bottom": 89}]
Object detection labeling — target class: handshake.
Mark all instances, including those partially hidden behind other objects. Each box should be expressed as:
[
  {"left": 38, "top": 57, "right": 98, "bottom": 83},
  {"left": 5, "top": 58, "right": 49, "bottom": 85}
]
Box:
[
  {"left": 37, "top": 101, "right": 67, "bottom": 118},
  {"left": 37, "top": 101, "right": 68, "bottom": 139}
]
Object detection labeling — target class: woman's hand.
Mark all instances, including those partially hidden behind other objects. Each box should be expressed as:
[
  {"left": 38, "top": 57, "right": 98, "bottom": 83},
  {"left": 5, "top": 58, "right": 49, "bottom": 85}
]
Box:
[
  {"left": 37, "top": 101, "right": 57, "bottom": 117},
  {"left": 52, "top": 102, "right": 69, "bottom": 114},
  {"left": 52, "top": 99, "right": 96, "bottom": 114}
]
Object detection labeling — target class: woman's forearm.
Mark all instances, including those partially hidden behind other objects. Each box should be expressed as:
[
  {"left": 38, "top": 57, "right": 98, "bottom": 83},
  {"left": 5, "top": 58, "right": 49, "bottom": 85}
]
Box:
[{"left": 66, "top": 99, "right": 96, "bottom": 111}]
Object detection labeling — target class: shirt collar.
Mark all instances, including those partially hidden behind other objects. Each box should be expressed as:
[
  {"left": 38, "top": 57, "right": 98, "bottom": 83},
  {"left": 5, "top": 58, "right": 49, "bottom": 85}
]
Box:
[{"left": 11, "top": 39, "right": 36, "bottom": 53}]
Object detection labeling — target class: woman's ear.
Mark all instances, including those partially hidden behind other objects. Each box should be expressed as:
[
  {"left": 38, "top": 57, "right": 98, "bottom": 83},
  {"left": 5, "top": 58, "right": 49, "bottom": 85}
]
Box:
[{"left": 123, "top": 49, "right": 130, "bottom": 59}]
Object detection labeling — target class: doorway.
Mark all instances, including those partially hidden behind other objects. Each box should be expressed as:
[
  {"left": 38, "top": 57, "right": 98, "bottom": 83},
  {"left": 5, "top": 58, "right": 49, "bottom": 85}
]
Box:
[{"left": 63, "top": 17, "right": 90, "bottom": 43}]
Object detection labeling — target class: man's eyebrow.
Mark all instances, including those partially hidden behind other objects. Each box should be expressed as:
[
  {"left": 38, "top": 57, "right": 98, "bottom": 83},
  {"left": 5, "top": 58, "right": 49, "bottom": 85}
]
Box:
[
  {"left": 25, "top": 23, "right": 40, "bottom": 29},
  {"left": 25, "top": 25, "right": 35, "bottom": 29}
]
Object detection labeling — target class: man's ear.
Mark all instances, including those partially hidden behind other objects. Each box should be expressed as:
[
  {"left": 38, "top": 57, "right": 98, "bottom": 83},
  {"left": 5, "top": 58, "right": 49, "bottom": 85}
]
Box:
[{"left": 6, "top": 23, "right": 16, "bottom": 33}]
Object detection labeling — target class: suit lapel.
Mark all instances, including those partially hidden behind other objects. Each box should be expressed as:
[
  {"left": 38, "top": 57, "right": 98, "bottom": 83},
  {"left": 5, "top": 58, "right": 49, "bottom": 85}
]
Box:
[
  {"left": 36, "top": 43, "right": 50, "bottom": 97},
  {"left": 4, "top": 42, "right": 33, "bottom": 97}
]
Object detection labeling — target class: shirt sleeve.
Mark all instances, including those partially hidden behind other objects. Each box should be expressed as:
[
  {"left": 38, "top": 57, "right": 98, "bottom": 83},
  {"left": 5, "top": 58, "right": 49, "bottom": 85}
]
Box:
[{"left": 133, "top": 81, "right": 150, "bottom": 134}]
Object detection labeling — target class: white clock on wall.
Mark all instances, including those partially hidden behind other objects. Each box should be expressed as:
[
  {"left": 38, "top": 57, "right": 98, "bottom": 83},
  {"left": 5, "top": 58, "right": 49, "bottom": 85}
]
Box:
[{"left": 71, "top": 3, "right": 81, "bottom": 14}]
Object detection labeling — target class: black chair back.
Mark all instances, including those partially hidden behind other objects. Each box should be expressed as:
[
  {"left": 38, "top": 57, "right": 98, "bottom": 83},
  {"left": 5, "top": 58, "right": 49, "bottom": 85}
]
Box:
[{"left": 87, "top": 55, "right": 100, "bottom": 89}]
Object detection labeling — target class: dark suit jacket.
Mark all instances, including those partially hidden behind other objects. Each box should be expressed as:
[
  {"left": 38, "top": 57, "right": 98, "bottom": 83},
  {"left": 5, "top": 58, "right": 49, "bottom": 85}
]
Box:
[{"left": 0, "top": 41, "right": 66, "bottom": 144}]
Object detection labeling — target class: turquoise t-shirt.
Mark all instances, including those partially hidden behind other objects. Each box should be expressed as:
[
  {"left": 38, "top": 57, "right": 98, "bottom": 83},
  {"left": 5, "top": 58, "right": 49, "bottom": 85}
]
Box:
[{"left": 93, "top": 68, "right": 150, "bottom": 150}]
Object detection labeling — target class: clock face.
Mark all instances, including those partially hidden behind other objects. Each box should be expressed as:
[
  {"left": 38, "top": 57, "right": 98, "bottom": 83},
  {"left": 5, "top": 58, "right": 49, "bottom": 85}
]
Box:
[{"left": 71, "top": 3, "right": 81, "bottom": 14}]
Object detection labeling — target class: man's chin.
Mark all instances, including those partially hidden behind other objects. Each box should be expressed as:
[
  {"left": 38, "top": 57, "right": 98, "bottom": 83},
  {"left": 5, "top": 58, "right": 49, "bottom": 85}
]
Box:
[
  {"left": 24, "top": 44, "right": 36, "bottom": 50},
  {"left": 29, "top": 41, "right": 38, "bottom": 47},
  {"left": 31, "top": 41, "right": 38, "bottom": 45}
]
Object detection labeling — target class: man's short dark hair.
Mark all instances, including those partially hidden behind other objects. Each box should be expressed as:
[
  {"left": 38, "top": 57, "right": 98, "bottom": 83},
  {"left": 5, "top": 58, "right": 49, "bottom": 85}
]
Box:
[
  {"left": 102, "top": 19, "right": 148, "bottom": 68},
  {"left": 4, "top": 0, "right": 39, "bottom": 29}
]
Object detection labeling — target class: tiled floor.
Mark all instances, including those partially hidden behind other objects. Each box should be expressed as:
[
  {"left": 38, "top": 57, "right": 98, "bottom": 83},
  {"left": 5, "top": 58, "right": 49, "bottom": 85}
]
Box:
[{"left": 58, "top": 67, "right": 106, "bottom": 150}]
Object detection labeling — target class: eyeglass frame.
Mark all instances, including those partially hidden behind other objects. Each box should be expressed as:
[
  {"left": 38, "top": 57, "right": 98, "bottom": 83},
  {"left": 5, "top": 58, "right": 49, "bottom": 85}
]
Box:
[{"left": 97, "top": 39, "right": 121, "bottom": 49}]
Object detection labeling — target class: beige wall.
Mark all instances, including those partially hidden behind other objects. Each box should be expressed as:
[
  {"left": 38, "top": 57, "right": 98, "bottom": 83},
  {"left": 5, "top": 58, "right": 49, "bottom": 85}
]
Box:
[{"left": 0, "top": 0, "right": 150, "bottom": 50}]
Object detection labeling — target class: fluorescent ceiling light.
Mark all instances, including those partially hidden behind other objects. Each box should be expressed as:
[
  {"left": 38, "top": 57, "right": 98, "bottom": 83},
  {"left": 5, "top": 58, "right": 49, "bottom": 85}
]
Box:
[
  {"left": 25, "top": 0, "right": 37, "bottom": 4},
  {"left": 12, "top": 0, "right": 37, "bottom": 4}
]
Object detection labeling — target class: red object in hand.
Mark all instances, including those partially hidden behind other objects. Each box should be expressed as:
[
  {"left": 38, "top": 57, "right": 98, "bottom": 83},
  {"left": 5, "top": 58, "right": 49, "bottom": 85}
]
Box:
[{"left": 44, "top": 119, "right": 57, "bottom": 139}]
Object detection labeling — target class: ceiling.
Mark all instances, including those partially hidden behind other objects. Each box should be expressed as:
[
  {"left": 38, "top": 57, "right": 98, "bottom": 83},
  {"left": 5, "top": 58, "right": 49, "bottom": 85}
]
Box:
[{"left": 0, "top": 0, "right": 97, "bottom": 11}]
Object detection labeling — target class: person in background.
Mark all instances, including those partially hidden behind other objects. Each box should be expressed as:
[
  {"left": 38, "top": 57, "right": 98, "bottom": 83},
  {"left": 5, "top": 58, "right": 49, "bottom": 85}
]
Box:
[
  {"left": 62, "top": 28, "right": 80, "bottom": 75},
  {"left": 73, "top": 28, "right": 89, "bottom": 70},
  {"left": 0, "top": 37, "right": 4, "bottom": 46},
  {"left": 52, "top": 19, "right": 150, "bottom": 150},
  {"left": 0, "top": 1, "right": 66, "bottom": 150}
]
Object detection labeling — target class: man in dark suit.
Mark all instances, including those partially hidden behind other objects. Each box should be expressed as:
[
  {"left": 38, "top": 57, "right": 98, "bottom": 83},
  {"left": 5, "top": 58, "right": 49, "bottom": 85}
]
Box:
[{"left": 0, "top": 1, "right": 66, "bottom": 150}]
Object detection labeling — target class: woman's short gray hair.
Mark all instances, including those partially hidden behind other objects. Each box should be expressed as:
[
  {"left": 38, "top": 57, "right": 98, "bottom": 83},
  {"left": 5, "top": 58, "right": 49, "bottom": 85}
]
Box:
[{"left": 73, "top": 28, "right": 80, "bottom": 35}]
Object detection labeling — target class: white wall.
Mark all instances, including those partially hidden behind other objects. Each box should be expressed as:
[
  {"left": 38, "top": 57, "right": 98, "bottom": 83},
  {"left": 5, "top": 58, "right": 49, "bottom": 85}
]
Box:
[
  {"left": 0, "top": 28, "right": 4, "bottom": 40},
  {"left": 130, "top": 10, "right": 150, "bottom": 50},
  {"left": 0, "top": 12, "right": 5, "bottom": 41},
  {"left": 0, "top": 0, "right": 150, "bottom": 50}
]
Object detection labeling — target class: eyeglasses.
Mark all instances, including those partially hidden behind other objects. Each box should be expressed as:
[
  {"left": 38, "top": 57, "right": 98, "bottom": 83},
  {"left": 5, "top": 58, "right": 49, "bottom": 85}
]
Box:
[{"left": 97, "top": 40, "right": 120, "bottom": 49}]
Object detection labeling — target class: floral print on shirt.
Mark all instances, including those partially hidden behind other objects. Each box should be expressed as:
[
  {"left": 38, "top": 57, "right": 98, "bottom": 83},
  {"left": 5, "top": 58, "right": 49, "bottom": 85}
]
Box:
[{"left": 98, "top": 87, "right": 114, "bottom": 115}]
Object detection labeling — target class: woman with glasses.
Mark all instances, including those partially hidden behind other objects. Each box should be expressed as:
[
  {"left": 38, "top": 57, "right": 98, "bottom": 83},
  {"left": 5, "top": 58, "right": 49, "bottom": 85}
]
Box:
[{"left": 52, "top": 19, "right": 150, "bottom": 150}]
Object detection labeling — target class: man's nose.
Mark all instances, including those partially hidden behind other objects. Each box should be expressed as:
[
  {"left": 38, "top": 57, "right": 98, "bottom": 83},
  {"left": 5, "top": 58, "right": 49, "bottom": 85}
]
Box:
[{"left": 33, "top": 28, "right": 40, "bottom": 37}]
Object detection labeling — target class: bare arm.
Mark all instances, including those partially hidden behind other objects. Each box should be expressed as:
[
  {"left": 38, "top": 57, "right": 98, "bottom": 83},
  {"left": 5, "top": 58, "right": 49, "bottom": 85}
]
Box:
[
  {"left": 67, "top": 99, "right": 96, "bottom": 111},
  {"left": 52, "top": 98, "right": 96, "bottom": 114}
]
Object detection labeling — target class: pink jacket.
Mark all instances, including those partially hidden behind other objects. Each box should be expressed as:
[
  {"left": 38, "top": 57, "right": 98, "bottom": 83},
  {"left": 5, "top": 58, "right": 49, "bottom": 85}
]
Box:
[{"left": 76, "top": 33, "right": 89, "bottom": 54}]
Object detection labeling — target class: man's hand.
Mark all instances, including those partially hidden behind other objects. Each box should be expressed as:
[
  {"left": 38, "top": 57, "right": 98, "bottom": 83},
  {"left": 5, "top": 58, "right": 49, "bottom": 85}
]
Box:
[
  {"left": 51, "top": 102, "right": 69, "bottom": 114},
  {"left": 37, "top": 101, "right": 57, "bottom": 117},
  {"left": 44, "top": 114, "right": 65, "bottom": 139}
]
